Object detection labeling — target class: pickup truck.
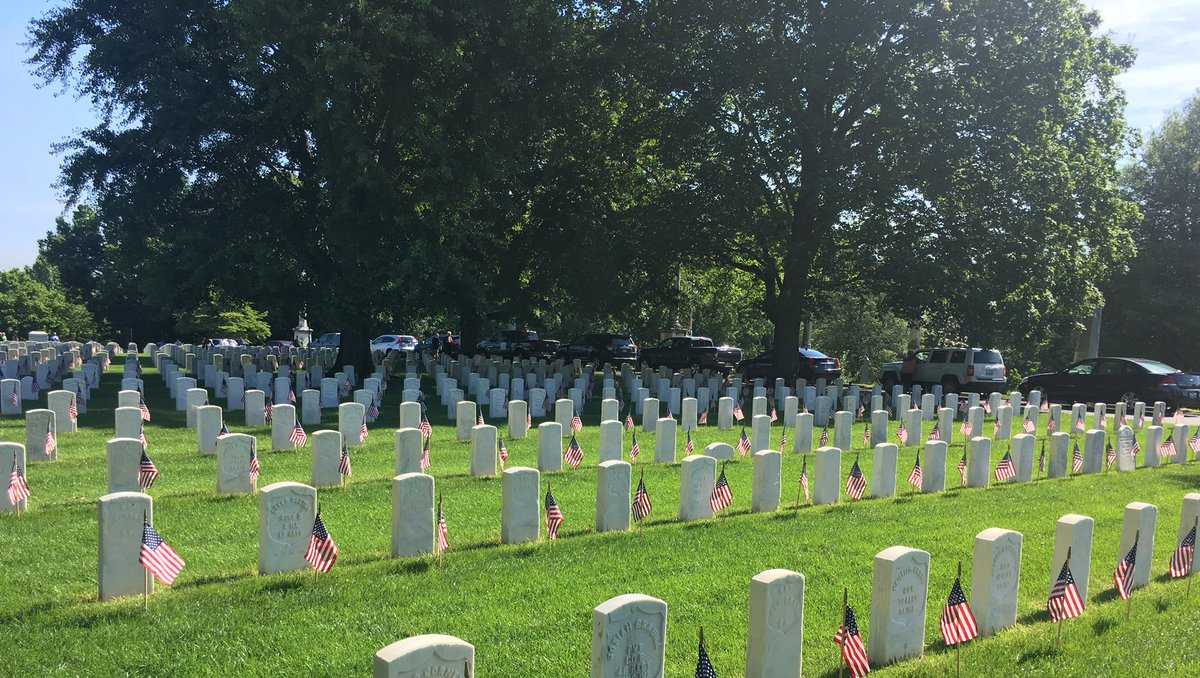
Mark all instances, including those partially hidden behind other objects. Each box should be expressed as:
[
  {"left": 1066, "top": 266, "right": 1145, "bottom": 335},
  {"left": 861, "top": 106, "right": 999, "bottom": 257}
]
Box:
[{"left": 639, "top": 336, "right": 742, "bottom": 371}]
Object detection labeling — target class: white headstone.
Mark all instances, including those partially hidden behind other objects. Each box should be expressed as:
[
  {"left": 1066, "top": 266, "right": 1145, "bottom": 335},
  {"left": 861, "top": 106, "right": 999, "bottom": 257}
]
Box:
[
  {"left": 868, "top": 545, "right": 929, "bottom": 666},
  {"left": 258, "top": 481, "right": 317, "bottom": 574}
]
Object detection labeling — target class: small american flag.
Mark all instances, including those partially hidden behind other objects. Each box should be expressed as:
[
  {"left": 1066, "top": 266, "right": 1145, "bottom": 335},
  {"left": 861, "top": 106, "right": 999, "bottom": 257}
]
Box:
[
  {"left": 698, "top": 409, "right": 708, "bottom": 426},
  {"left": 1047, "top": 417, "right": 1057, "bottom": 434},
  {"left": 625, "top": 411, "right": 635, "bottom": 430},
  {"left": 695, "top": 627, "right": 717, "bottom": 678},
  {"left": 571, "top": 414, "right": 583, "bottom": 432},
  {"left": 304, "top": 512, "right": 339, "bottom": 573},
  {"left": 248, "top": 447, "right": 261, "bottom": 484},
  {"left": 1159, "top": 437, "right": 1177, "bottom": 460},
  {"left": 139, "top": 423, "right": 148, "bottom": 450},
  {"left": 799, "top": 458, "right": 810, "bottom": 503},
  {"left": 544, "top": 486, "right": 564, "bottom": 540},
  {"left": 982, "top": 401, "right": 992, "bottom": 415},
  {"left": 1048, "top": 553, "right": 1085, "bottom": 621},
  {"left": 6, "top": 459, "right": 30, "bottom": 504},
  {"left": 138, "top": 449, "right": 159, "bottom": 490},
  {"left": 862, "top": 424, "right": 871, "bottom": 447},
  {"left": 896, "top": 423, "right": 908, "bottom": 446},
  {"left": 819, "top": 426, "right": 830, "bottom": 447},
  {"left": 733, "top": 404, "right": 744, "bottom": 422},
  {"left": 290, "top": 421, "right": 308, "bottom": 448},
  {"left": 526, "top": 412, "right": 532, "bottom": 429},
  {"left": 770, "top": 406, "right": 778, "bottom": 423},
  {"left": 1074, "top": 417, "right": 1085, "bottom": 433},
  {"left": 991, "top": 419, "right": 1000, "bottom": 438},
  {"left": 359, "top": 419, "right": 368, "bottom": 442},
  {"left": 630, "top": 432, "right": 640, "bottom": 462},
  {"left": 420, "top": 413, "right": 432, "bottom": 439},
  {"left": 710, "top": 464, "right": 733, "bottom": 513},
  {"left": 1072, "top": 442, "right": 1084, "bottom": 473},
  {"left": 367, "top": 402, "right": 379, "bottom": 420},
  {"left": 1131, "top": 437, "right": 1141, "bottom": 458},
  {"left": 959, "top": 418, "right": 971, "bottom": 437},
  {"left": 907, "top": 451, "right": 923, "bottom": 490},
  {"left": 498, "top": 438, "right": 509, "bottom": 465},
  {"left": 928, "top": 423, "right": 940, "bottom": 442},
  {"left": 338, "top": 444, "right": 353, "bottom": 477},
  {"left": 476, "top": 410, "right": 484, "bottom": 427},
  {"left": 139, "top": 397, "right": 151, "bottom": 421},
  {"left": 1041, "top": 398, "right": 1050, "bottom": 412},
  {"left": 684, "top": 431, "right": 694, "bottom": 456},
  {"left": 420, "top": 437, "right": 431, "bottom": 471},
  {"left": 846, "top": 456, "right": 866, "bottom": 500},
  {"left": 1023, "top": 417, "right": 1036, "bottom": 434},
  {"left": 1038, "top": 442, "right": 1045, "bottom": 474},
  {"left": 1116, "top": 411, "right": 1126, "bottom": 427},
  {"left": 564, "top": 435, "right": 583, "bottom": 469},
  {"left": 68, "top": 399, "right": 77, "bottom": 422},
  {"left": 778, "top": 427, "right": 788, "bottom": 453},
  {"left": 1190, "top": 429, "right": 1200, "bottom": 454},
  {"left": 957, "top": 450, "right": 968, "bottom": 485},
  {"left": 289, "top": 389, "right": 297, "bottom": 404},
  {"left": 44, "top": 426, "right": 57, "bottom": 455},
  {"left": 7, "top": 390, "right": 17, "bottom": 408},
  {"left": 1113, "top": 535, "right": 1138, "bottom": 600},
  {"left": 1105, "top": 442, "right": 1116, "bottom": 467},
  {"left": 1169, "top": 519, "right": 1196, "bottom": 578},
  {"left": 834, "top": 603, "right": 871, "bottom": 678},
  {"left": 995, "top": 452, "right": 1015, "bottom": 482},
  {"left": 436, "top": 498, "right": 450, "bottom": 554},
  {"left": 736, "top": 428, "right": 751, "bottom": 457},
  {"left": 632, "top": 472, "right": 652, "bottom": 522},
  {"left": 218, "top": 422, "right": 230, "bottom": 437},
  {"left": 140, "top": 521, "right": 185, "bottom": 586},
  {"left": 264, "top": 401, "right": 273, "bottom": 423},
  {"left": 940, "top": 576, "right": 979, "bottom": 646}
]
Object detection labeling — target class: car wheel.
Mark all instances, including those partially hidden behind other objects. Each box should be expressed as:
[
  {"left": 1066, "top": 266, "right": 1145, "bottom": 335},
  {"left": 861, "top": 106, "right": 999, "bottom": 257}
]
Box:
[{"left": 940, "top": 376, "right": 959, "bottom": 394}]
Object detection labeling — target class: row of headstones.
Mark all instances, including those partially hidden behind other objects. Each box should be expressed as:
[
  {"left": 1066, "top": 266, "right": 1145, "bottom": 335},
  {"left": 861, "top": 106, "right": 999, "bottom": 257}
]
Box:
[
  {"left": 153, "top": 342, "right": 339, "bottom": 376},
  {"left": 368, "top": 495, "right": 1200, "bottom": 677},
  {"left": 0, "top": 353, "right": 108, "bottom": 415},
  {"left": 159, "top": 357, "right": 381, "bottom": 416}
]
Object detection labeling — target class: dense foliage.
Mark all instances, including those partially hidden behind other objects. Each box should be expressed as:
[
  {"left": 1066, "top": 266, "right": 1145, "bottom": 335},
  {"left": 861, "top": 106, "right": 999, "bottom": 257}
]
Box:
[
  {"left": 25, "top": 1, "right": 1141, "bottom": 375},
  {"left": 0, "top": 264, "right": 97, "bottom": 338}
]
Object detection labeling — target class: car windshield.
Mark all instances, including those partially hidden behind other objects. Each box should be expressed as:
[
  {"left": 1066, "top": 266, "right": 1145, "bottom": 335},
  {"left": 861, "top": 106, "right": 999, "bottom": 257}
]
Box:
[
  {"left": 608, "top": 336, "right": 635, "bottom": 347},
  {"left": 973, "top": 350, "right": 1003, "bottom": 364},
  {"left": 1130, "top": 359, "right": 1180, "bottom": 375},
  {"left": 690, "top": 338, "right": 714, "bottom": 347},
  {"left": 374, "top": 335, "right": 396, "bottom": 343}
]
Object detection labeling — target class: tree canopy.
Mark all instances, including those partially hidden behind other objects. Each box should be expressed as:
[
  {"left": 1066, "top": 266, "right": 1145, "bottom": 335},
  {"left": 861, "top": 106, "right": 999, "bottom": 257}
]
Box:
[{"left": 27, "top": 0, "right": 1139, "bottom": 375}]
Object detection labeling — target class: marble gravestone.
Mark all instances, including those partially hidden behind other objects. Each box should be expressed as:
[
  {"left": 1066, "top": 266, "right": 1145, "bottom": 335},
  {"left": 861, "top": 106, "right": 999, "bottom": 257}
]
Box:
[
  {"left": 745, "top": 568, "right": 804, "bottom": 678},
  {"left": 501, "top": 467, "right": 540, "bottom": 544},
  {"left": 591, "top": 594, "right": 668, "bottom": 678},
  {"left": 868, "top": 546, "right": 929, "bottom": 666},
  {"left": 392, "top": 472, "right": 434, "bottom": 558},
  {"left": 98, "top": 491, "right": 153, "bottom": 601},
  {"left": 971, "top": 528, "right": 1022, "bottom": 637},
  {"left": 373, "top": 634, "right": 474, "bottom": 678},
  {"left": 258, "top": 481, "right": 317, "bottom": 575}
]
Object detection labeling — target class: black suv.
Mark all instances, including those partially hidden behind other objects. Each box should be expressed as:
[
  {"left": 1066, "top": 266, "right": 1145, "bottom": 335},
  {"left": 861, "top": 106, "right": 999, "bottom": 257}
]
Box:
[
  {"left": 640, "top": 336, "right": 743, "bottom": 371},
  {"left": 557, "top": 333, "right": 639, "bottom": 364}
]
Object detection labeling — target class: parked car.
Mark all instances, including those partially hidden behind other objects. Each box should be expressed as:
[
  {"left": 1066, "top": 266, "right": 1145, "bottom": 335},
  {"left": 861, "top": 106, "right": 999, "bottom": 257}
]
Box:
[
  {"left": 203, "top": 338, "right": 241, "bottom": 348},
  {"left": 639, "top": 336, "right": 741, "bottom": 371},
  {"left": 476, "top": 329, "right": 544, "bottom": 358},
  {"left": 738, "top": 347, "right": 841, "bottom": 382},
  {"left": 557, "top": 333, "right": 640, "bottom": 364},
  {"left": 265, "top": 339, "right": 295, "bottom": 350},
  {"left": 370, "top": 334, "right": 418, "bottom": 361},
  {"left": 312, "top": 332, "right": 341, "bottom": 349},
  {"left": 881, "top": 347, "right": 1007, "bottom": 393},
  {"left": 1019, "top": 357, "right": 1200, "bottom": 411}
]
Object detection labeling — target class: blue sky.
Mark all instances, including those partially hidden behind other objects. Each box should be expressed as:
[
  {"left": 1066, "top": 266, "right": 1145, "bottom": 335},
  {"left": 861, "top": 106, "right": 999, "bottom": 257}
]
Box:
[{"left": 1, "top": 0, "right": 1198, "bottom": 270}]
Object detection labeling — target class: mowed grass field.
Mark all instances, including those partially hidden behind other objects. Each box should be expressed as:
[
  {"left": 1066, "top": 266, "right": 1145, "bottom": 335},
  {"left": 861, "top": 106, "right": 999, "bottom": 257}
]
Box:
[{"left": 2, "top": 355, "right": 1200, "bottom": 677}]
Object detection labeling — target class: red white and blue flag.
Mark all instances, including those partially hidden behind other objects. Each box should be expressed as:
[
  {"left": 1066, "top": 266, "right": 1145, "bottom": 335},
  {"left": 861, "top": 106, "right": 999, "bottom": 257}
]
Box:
[{"left": 140, "top": 521, "right": 185, "bottom": 586}]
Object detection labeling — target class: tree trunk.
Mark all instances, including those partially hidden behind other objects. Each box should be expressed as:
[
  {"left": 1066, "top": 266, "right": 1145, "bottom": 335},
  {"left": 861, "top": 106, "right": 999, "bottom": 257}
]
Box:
[
  {"left": 459, "top": 304, "right": 483, "bottom": 359},
  {"left": 337, "top": 322, "right": 374, "bottom": 380}
]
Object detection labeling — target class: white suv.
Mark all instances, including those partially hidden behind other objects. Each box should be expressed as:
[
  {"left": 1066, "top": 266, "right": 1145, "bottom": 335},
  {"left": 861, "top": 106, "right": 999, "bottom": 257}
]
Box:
[
  {"left": 370, "top": 334, "right": 418, "bottom": 362},
  {"left": 882, "top": 347, "right": 1007, "bottom": 393}
]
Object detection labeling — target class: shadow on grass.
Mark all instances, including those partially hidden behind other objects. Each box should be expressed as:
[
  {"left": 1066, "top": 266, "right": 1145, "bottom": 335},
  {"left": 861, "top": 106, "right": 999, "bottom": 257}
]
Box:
[
  {"left": 62, "top": 605, "right": 145, "bottom": 629},
  {"left": 1154, "top": 598, "right": 1171, "bottom": 613},
  {"left": 259, "top": 579, "right": 305, "bottom": 594},
  {"left": 0, "top": 600, "right": 57, "bottom": 625},
  {"left": 1092, "top": 588, "right": 1121, "bottom": 605},
  {"left": 1016, "top": 644, "right": 1061, "bottom": 665},
  {"left": 1093, "top": 616, "right": 1117, "bottom": 635},
  {"left": 1018, "top": 609, "right": 1050, "bottom": 625},
  {"left": 178, "top": 572, "right": 249, "bottom": 589}
]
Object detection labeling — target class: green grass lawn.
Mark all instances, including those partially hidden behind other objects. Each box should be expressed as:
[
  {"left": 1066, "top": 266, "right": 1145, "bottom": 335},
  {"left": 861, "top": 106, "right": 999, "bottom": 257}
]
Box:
[{"left": 2, "top": 355, "right": 1199, "bottom": 676}]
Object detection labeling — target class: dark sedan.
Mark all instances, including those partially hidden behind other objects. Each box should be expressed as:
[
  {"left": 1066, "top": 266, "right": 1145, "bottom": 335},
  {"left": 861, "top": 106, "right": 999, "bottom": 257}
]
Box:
[
  {"left": 557, "top": 333, "right": 639, "bottom": 364},
  {"left": 738, "top": 348, "right": 842, "bottom": 382},
  {"left": 1019, "top": 357, "right": 1200, "bottom": 411}
]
